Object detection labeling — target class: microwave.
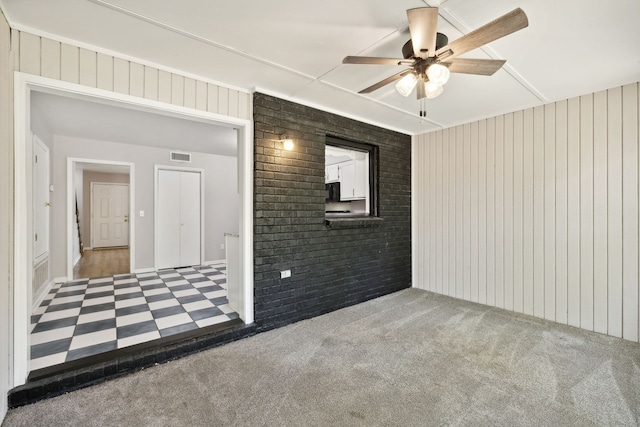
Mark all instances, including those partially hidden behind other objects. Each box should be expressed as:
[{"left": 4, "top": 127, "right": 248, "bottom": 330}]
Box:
[{"left": 325, "top": 182, "right": 341, "bottom": 202}]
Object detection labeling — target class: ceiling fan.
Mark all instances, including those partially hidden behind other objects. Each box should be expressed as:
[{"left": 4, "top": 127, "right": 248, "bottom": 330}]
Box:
[{"left": 342, "top": 7, "right": 529, "bottom": 116}]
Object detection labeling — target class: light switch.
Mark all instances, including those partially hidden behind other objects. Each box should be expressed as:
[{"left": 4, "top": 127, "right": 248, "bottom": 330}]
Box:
[{"left": 139, "top": 210, "right": 145, "bottom": 217}]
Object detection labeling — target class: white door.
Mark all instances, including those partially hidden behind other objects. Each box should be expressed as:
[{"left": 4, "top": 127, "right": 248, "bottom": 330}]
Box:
[
  {"left": 92, "top": 183, "right": 129, "bottom": 248},
  {"left": 156, "top": 169, "right": 202, "bottom": 269},
  {"left": 33, "top": 136, "right": 49, "bottom": 260}
]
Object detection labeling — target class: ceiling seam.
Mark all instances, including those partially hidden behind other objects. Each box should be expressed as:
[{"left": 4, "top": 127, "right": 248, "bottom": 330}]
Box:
[
  {"left": 90, "top": 0, "right": 437, "bottom": 131},
  {"left": 438, "top": 6, "right": 547, "bottom": 103}
]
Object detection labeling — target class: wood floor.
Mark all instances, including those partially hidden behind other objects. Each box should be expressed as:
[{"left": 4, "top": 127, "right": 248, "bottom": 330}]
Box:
[{"left": 73, "top": 248, "right": 130, "bottom": 279}]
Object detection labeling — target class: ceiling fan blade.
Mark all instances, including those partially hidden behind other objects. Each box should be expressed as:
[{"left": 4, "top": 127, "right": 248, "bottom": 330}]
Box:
[
  {"left": 444, "top": 58, "right": 506, "bottom": 76},
  {"left": 342, "top": 56, "right": 408, "bottom": 65},
  {"left": 407, "top": 7, "right": 439, "bottom": 58},
  {"left": 435, "top": 8, "right": 528, "bottom": 61},
  {"left": 359, "top": 69, "right": 412, "bottom": 94}
]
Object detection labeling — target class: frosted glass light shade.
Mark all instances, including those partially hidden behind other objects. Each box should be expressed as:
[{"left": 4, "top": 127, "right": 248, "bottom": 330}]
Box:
[
  {"left": 426, "top": 64, "right": 450, "bottom": 86},
  {"left": 395, "top": 73, "right": 418, "bottom": 97},
  {"left": 424, "top": 81, "right": 443, "bottom": 99}
]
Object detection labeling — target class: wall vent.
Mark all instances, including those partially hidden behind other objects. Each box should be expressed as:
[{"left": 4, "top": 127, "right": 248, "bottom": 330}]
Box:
[
  {"left": 33, "top": 257, "right": 48, "bottom": 300},
  {"left": 170, "top": 151, "right": 191, "bottom": 162}
]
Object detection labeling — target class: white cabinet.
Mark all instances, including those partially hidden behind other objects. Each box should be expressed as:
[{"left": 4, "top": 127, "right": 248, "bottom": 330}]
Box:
[
  {"left": 326, "top": 164, "right": 339, "bottom": 183},
  {"left": 339, "top": 159, "right": 367, "bottom": 200}
]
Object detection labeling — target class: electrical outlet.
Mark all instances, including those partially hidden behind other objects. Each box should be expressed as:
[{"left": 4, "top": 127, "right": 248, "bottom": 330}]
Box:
[
  {"left": 220, "top": 243, "right": 225, "bottom": 250},
  {"left": 280, "top": 269, "right": 291, "bottom": 279}
]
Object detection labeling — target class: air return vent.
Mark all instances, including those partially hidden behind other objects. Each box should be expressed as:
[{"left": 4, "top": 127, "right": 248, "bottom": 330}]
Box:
[{"left": 170, "top": 151, "right": 191, "bottom": 163}]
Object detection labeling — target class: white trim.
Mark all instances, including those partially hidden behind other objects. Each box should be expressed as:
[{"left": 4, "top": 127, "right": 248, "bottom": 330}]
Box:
[
  {"left": 13, "top": 72, "right": 254, "bottom": 387},
  {"left": 204, "top": 259, "right": 226, "bottom": 265},
  {"left": 67, "top": 159, "right": 135, "bottom": 279},
  {"left": 53, "top": 276, "right": 68, "bottom": 284},
  {"left": 31, "top": 279, "right": 53, "bottom": 313},
  {"left": 153, "top": 165, "right": 205, "bottom": 270},
  {"left": 134, "top": 267, "right": 156, "bottom": 274},
  {"left": 73, "top": 251, "right": 81, "bottom": 267}
]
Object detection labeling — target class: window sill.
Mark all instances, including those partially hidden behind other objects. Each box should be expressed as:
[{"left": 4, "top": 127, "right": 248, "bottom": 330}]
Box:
[{"left": 325, "top": 216, "right": 384, "bottom": 229}]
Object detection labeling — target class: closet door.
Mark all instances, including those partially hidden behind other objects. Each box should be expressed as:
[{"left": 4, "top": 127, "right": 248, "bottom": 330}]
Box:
[{"left": 156, "top": 169, "right": 201, "bottom": 269}]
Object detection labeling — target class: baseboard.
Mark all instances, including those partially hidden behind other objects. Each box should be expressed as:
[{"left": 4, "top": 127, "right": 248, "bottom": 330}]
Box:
[
  {"left": 204, "top": 259, "right": 226, "bottom": 265},
  {"left": 83, "top": 246, "right": 92, "bottom": 251},
  {"left": 53, "top": 276, "right": 68, "bottom": 284},
  {"left": 73, "top": 252, "right": 81, "bottom": 267},
  {"left": 134, "top": 267, "right": 156, "bottom": 274},
  {"left": 32, "top": 279, "right": 54, "bottom": 312}
]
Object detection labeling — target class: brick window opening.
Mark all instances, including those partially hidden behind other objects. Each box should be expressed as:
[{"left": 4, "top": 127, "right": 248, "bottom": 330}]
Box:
[{"left": 325, "top": 137, "right": 378, "bottom": 217}]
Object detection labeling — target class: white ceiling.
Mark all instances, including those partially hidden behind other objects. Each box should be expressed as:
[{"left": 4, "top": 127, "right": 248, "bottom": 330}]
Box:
[
  {"left": 31, "top": 91, "right": 239, "bottom": 157},
  {"left": 3, "top": 0, "right": 640, "bottom": 135}
]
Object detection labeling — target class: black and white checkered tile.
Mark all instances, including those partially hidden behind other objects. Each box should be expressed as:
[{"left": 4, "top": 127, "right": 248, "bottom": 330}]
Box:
[{"left": 30, "top": 262, "right": 238, "bottom": 371}]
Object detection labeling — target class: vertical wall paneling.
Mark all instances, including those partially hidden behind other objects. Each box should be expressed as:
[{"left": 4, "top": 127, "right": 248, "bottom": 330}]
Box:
[
  {"left": 78, "top": 48, "right": 97, "bottom": 87},
  {"left": 470, "top": 121, "right": 479, "bottom": 303},
  {"left": 436, "top": 131, "right": 443, "bottom": 294},
  {"left": 533, "top": 106, "right": 545, "bottom": 318},
  {"left": 228, "top": 89, "right": 239, "bottom": 118},
  {"left": 544, "top": 103, "right": 556, "bottom": 321},
  {"left": 60, "top": 43, "right": 79, "bottom": 84},
  {"left": 413, "top": 82, "right": 640, "bottom": 343},
  {"left": 456, "top": 125, "right": 464, "bottom": 298},
  {"left": 607, "top": 87, "right": 623, "bottom": 338},
  {"left": 207, "top": 83, "right": 219, "bottom": 113},
  {"left": 513, "top": 111, "right": 524, "bottom": 313},
  {"left": 40, "top": 38, "right": 60, "bottom": 80},
  {"left": 523, "top": 108, "right": 534, "bottom": 316},
  {"left": 486, "top": 118, "right": 496, "bottom": 306},
  {"left": 157, "top": 70, "right": 171, "bottom": 103},
  {"left": 503, "top": 113, "right": 514, "bottom": 311},
  {"left": 128, "top": 62, "right": 144, "bottom": 97},
  {"left": 195, "top": 80, "right": 208, "bottom": 111},
  {"left": 442, "top": 129, "right": 450, "bottom": 297},
  {"left": 494, "top": 116, "right": 504, "bottom": 308},
  {"left": 622, "top": 83, "right": 639, "bottom": 341},
  {"left": 463, "top": 123, "right": 471, "bottom": 300},
  {"left": 567, "top": 97, "right": 581, "bottom": 327},
  {"left": 238, "top": 92, "right": 250, "bottom": 120},
  {"left": 184, "top": 77, "right": 196, "bottom": 109},
  {"left": 113, "top": 58, "right": 130, "bottom": 95},
  {"left": 96, "top": 53, "right": 113, "bottom": 91},
  {"left": 171, "top": 73, "right": 184, "bottom": 106},
  {"left": 478, "top": 119, "right": 487, "bottom": 305},
  {"left": 19, "top": 32, "right": 40, "bottom": 75},
  {"left": 429, "top": 133, "right": 436, "bottom": 291},
  {"left": 143, "top": 66, "right": 158, "bottom": 100},
  {"left": 448, "top": 128, "right": 456, "bottom": 297},
  {"left": 580, "top": 94, "right": 594, "bottom": 331},
  {"left": 555, "top": 100, "right": 568, "bottom": 324},
  {"left": 593, "top": 90, "right": 608, "bottom": 334},
  {"left": 218, "top": 86, "right": 230, "bottom": 116}
]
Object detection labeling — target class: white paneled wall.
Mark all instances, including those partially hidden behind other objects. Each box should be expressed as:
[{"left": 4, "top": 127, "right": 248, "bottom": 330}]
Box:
[
  {"left": 412, "top": 82, "right": 640, "bottom": 342},
  {"left": 12, "top": 30, "right": 251, "bottom": 120}
]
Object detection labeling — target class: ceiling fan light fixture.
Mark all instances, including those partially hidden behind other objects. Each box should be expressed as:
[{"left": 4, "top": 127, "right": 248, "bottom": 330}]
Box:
[
  {"left": 426, "top": 63, "right": 450, "bottom": 86},
  {"left": 395, "top": 73, "right": 418, "bottom": 97},
  {"left": 424, "top": 81, "right": 443, "bottom": 99}
]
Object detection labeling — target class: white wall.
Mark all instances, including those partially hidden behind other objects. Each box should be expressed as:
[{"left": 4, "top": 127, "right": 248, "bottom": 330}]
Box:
[
  {"left": 412, "top": 82, "right": 640, "bottom": 343},
  {"left": 50, "top": 136, "right": 239, "bottom": 277},
  {"left": 0, "top": 8, "right": 12, "bottom": 423}
]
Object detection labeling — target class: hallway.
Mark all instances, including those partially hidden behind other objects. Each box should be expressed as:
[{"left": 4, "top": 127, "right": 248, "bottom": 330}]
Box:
[{"left": 73, "top": 248, "right": 130, "bottom": 280}]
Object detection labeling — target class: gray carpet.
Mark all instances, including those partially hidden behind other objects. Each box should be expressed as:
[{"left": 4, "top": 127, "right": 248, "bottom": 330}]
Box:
[{"left": 3, "top": 288, "right": 640, "bottom": 426}]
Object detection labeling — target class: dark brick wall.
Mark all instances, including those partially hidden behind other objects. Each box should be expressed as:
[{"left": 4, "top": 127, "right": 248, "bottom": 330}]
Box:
[{"left": 253, "top": 92, "right": 412, "bottom": 332}]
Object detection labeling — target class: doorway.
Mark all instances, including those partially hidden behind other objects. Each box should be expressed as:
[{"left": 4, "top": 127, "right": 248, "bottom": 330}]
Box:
[
  {"left": 13, "top": 72, "right": 255, "bottom": 387},
  {"left": 91, "top": 183, "right": 129, "bottom": 249}
]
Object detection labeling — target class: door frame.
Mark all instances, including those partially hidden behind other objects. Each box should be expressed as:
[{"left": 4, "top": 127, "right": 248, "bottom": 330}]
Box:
[
  {"left": 90, "top": 181, "right": 131, "bottom": 250},
  {"left": 13, "top": 72, "right": 254, "bottom": 387},
  {"left": 154, "top": 165, "right": 205, "bottom": 269},
  {"left": 70, "top": 165, "right": 134, "bottom": 280}
]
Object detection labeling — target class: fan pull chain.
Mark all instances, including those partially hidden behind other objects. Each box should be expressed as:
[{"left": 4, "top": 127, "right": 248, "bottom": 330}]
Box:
[{"left": 419, "top": 98, "right": 426, "bottom": 117}]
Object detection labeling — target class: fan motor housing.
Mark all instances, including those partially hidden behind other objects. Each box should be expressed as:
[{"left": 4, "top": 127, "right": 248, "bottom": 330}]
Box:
[{"left": 402, "top": 33, "right": 449, "bottom": 59}]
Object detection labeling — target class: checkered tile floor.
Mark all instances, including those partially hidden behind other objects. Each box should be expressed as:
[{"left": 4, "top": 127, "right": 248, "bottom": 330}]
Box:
[{"left": 30, "top": 262, "right": 238, "bottom": 371}]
